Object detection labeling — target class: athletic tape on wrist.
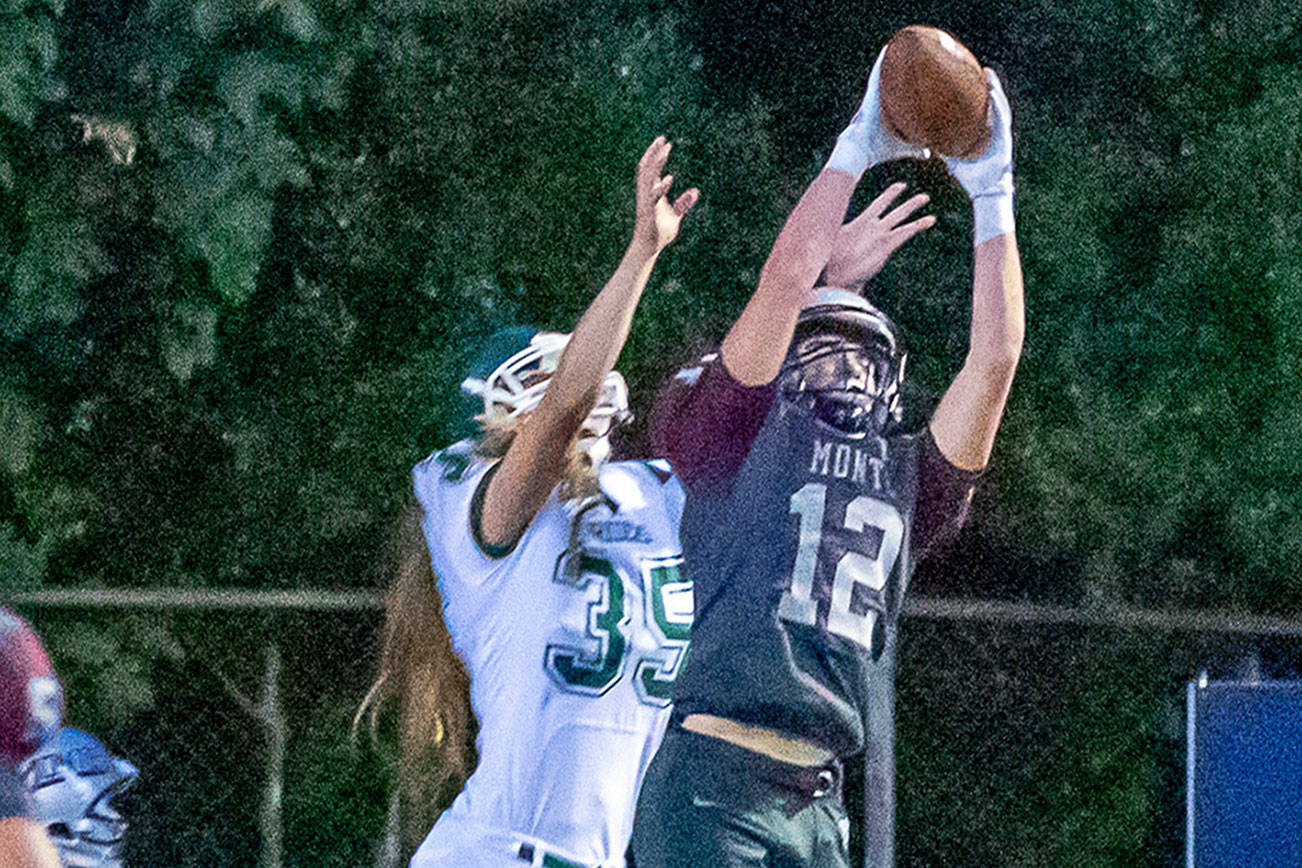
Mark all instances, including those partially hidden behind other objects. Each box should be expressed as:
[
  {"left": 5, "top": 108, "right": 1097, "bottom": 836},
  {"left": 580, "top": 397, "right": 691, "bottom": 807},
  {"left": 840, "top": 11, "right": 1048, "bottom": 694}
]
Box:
[
  {"left": 826, "top": 128, "right": 869, "bottom": 177},
  {"left": 972, "top": 193, "right": 1015, "bottom": 246}
]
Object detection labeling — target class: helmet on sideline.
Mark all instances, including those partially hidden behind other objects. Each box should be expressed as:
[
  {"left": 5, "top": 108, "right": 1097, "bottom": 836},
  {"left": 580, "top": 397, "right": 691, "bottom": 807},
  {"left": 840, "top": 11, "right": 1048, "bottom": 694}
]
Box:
[
  {"left": 0, "top": 606, "right": 63, "bottom": 765},
  {"left": 21, "top": 728, "right": 137, "bottom": 868},
  {"left": 780, "top": 288, "right": 906, "bottom": 436}
]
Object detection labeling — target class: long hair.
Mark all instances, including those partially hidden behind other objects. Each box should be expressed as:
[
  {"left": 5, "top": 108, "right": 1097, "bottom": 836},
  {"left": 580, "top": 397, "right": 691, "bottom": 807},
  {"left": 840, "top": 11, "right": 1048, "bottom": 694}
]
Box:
[
  {"left": 355, "top": 503, "right": 476, "bottom": 856},
  {"left": 356, "top": 414, "right": 601, "bottom": 855}
]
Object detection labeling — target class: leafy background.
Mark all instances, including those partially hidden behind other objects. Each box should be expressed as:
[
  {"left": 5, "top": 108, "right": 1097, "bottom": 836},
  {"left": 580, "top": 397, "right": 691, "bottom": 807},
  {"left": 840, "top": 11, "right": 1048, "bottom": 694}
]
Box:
[{"left": 3, "top": 0, "right": 1300, "bottom": 864}]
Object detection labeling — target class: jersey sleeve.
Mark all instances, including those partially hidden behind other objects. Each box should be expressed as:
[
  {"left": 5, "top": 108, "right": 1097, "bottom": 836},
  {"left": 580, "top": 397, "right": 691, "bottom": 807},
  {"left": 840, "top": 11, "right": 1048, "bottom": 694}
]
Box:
[
  {"left": 911, "top": 429, "right": 982, "bottom": 560},
  {"left": 411, "top": 442, "right": 505, "bottom": 588},
  {"left": 650, "top": 354, "right": 777, "bottom": 491}
]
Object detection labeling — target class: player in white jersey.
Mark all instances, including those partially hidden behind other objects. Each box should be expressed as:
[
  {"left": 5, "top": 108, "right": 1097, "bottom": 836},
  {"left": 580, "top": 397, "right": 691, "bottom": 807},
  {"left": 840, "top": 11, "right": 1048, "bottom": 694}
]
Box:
[{"left": 359, "top": 137, "right": 698, "bottom": 868}]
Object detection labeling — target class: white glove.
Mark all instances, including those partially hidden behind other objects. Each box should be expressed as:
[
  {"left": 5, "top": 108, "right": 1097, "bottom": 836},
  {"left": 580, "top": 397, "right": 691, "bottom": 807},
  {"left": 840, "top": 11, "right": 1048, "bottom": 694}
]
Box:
[
  {"left": 827, "top": 46, "right": 930, "bottom": 177},
  {"left": 944, "top": 68, "right": 1015, "bottom": 245}
]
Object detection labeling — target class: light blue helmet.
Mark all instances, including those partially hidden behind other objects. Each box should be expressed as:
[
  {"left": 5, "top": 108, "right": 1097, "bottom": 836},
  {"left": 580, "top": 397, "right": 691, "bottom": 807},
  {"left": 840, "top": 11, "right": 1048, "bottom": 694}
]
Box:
[{"left": 20, "top": 728, "right": 138, "bottom": 868}]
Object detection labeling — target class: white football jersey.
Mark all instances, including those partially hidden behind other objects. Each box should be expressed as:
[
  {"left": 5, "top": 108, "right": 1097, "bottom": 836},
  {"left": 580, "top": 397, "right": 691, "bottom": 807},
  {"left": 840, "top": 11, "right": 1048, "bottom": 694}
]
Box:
[{"left": 410, "top": 442, "right": 691, "bottom": 868}]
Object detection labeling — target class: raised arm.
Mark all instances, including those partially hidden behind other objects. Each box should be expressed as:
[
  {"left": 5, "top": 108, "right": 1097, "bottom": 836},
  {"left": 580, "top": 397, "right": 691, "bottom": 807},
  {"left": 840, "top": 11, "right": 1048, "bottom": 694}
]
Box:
[
  {"left": 720, "top": 168, "right": 858, "bottom": 386},
  {"left": 930, "top": 70, "right": 1025, "bottom": 470},
  {"left": 721, "top": 47, "right": 928, "bottom": 387},
  {"left": 479, "top": 137, "right": 698, "bottom": 550}
]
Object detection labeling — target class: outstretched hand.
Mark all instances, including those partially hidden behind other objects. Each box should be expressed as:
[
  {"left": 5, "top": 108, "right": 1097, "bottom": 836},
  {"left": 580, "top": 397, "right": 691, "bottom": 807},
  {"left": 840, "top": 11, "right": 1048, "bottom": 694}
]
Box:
[
  {"left": 826, "top": 46, "right": 930, "bottom": 177},
  {"left": 823, "top": 182, "right": 935, "bottom": 290},
  {"left": 634, "top": 136, "right": 700, "bottom": 253},
  {"left": 943, "top": 69, "right": 1015, "bottom": 245},
  {"left": 943, "top": 69, "right": 1014, "bottom": 200}
]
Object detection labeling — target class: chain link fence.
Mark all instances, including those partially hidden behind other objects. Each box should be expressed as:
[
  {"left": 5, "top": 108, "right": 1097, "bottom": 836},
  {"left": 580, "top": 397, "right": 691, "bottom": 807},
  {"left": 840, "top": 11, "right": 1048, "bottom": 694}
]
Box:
[{"left": 10, "top": 591, "right": 1301, "bottom": 867}]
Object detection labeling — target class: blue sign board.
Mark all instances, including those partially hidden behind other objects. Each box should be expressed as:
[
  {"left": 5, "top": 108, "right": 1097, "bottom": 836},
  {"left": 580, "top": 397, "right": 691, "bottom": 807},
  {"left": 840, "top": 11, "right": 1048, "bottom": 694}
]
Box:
[{"left": 1186, "top": 680, "right": 1302, "bottom": 867}]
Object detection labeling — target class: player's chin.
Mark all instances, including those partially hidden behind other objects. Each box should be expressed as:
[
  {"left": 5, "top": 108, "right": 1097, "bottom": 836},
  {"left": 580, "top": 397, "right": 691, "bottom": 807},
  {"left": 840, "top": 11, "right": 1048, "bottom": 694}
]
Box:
[
  {"left": 562, "top": 435, "right": 605, "bottom": 496},
  {"left": 811, "top": 394, "right": 874, "bottom": 435}
]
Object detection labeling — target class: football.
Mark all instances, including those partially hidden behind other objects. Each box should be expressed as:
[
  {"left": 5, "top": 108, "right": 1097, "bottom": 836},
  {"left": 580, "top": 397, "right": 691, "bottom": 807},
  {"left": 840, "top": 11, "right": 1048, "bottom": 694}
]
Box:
[{"left": 879, "top": 25, "right": 990, "bottom": 158}]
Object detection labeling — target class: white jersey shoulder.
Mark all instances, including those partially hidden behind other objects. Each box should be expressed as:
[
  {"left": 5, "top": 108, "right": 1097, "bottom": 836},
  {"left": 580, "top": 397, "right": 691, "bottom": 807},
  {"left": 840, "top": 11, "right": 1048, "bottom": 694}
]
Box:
[{"left": 410, "top": 444, "right": 690, "bottom": 868}]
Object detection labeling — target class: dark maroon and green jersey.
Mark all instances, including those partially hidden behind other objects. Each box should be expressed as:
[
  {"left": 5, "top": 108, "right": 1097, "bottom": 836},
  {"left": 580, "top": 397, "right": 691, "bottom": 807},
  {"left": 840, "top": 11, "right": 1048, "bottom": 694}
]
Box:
[{"left": 653, "top": 356, "right": 977, "bottom": 758}]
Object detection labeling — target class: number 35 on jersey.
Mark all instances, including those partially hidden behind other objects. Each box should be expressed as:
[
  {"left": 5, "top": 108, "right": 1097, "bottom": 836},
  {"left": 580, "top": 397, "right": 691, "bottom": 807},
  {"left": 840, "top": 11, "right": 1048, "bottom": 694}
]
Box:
[{"left": 545, "top": 553, "right": 693, "bottom": 707}]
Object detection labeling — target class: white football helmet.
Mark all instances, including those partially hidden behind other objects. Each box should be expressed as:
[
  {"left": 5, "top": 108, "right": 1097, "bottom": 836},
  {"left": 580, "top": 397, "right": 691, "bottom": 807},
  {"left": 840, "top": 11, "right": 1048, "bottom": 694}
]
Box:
[
  {"left": 461, "top": 328, "right": 630, "bottom": 465},
  {"left": 21, "top": 728, "right": 137, "bottom": 868}
]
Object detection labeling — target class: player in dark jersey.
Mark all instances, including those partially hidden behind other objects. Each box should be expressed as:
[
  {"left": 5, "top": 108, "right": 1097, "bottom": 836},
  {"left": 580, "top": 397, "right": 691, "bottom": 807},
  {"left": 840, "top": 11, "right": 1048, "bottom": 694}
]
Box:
[
  {"left": 1, "top": 605, "right": 64, "bottom": 868},
  {"left": 631, "top": 50, "right": 1023, "bottom": 868}
]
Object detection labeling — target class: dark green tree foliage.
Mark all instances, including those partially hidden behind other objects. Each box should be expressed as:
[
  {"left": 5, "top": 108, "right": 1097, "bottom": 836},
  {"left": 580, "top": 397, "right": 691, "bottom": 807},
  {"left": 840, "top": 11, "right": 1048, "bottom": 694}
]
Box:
[
  {"left": 983, "top": 0, "right": 1302, "bottom": 616},
  {"left": 895, "top": 620, "right": 1188, "bottom": 868},
  {"left": 3, "top": 0, "right": 1302, "bottom": 864},
  {"left": 2, "top": 0, "right": 773, "bottom": 863},
  {"left": 0, "top": 0, "right": 62, "bottom": 130}
]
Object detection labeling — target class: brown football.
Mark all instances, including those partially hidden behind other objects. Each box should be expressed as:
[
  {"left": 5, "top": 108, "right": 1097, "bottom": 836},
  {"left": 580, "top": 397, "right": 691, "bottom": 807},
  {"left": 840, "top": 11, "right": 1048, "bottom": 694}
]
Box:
[{"left": 879, "top": 25, "right": 990, "bottom": 158}]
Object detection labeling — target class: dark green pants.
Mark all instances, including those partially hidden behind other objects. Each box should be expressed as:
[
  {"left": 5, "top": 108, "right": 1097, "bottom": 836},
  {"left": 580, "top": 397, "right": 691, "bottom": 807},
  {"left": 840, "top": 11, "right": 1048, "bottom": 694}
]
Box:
[{"left": 632, "top": 726, "right": 851, "bottom": 868}]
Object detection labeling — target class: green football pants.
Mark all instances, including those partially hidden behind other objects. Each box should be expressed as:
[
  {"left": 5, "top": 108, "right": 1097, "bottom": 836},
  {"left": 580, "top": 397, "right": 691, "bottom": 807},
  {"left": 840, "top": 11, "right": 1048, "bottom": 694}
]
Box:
[{"left": 632, "top": 725, "right": 851, "bottom": 868}]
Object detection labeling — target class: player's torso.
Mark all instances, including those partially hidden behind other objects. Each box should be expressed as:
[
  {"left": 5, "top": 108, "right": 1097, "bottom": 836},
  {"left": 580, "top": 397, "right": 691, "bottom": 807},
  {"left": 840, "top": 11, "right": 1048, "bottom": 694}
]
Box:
[
  {"left": 414, "top": 449, "right": 691, "bottom": 864},
  {"left": 676, "top": 403, "right": 919, "bottom": 756}
]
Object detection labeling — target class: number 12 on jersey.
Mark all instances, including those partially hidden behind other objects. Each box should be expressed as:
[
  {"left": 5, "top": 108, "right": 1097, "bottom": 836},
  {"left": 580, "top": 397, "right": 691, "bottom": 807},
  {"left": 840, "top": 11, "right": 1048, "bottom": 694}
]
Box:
[{"left": 778, "top": 482, "right": 903, "bottom": 653}]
